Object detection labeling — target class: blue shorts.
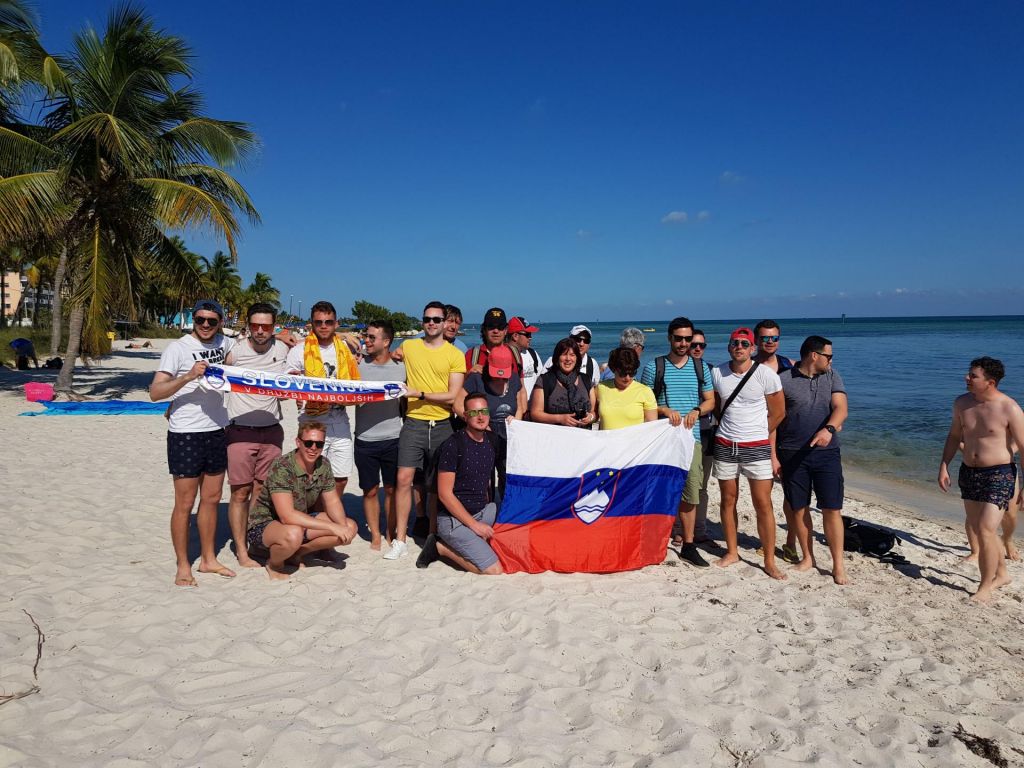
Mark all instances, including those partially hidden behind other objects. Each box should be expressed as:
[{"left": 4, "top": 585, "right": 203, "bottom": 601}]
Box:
[
  {"left": 779, "top": 448, "right": 844, "bottom": 511},
  {"left": 167, "top": 429, "right": 227, "bottom": 478}
]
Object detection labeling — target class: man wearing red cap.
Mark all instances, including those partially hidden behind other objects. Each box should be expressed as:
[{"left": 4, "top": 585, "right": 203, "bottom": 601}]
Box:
[
  {"left": 711, "top": 327, "right": 787, "bottom": 580},
  {"left": 508, "top": 315, "right": 541, "bottom": 399}
]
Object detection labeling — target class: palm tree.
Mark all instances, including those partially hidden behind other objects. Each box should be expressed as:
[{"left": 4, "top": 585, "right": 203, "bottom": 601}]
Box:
[
  {"left": 244, "top": 271, "right": 279, "bottom": 309},
  {"left": 200, "top": 249, "right": 242, "bottom": 318},
  {"left": 0, "top": 5, "right": 259, "bottom": 391}
]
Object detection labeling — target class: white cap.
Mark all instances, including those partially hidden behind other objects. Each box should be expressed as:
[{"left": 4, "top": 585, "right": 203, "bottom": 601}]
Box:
[{"left": 570, "top": 324, "right": 592, "bottom": 337}]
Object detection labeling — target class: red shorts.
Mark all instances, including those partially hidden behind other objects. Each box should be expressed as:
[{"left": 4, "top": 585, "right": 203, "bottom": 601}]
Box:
[{"left": 226, "top": 423, "right": 284, "bottom": 486}]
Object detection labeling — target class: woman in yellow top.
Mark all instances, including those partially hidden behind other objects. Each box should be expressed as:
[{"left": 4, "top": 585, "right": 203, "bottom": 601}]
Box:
[{"left": 596, "top": 347, "right": 658, "bottom": 430}]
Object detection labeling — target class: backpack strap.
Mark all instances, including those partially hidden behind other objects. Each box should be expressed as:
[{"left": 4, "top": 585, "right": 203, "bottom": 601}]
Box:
[
  {"left": 470, "top": 346, "right": 483, "bottom": 368},
  {"left": 582, "top": 357, "right": 595, "bottom": 390},
  {"left": 526, "top": 347, "right": 540, "bottom": 370},
  {"left": 653, "top": 355, "right": 668, "bottom": 402}
]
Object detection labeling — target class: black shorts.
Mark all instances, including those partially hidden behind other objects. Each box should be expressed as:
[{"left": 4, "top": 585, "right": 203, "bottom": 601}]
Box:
[
  {"left": 779, "top": 448, "right": 844, "bottom": 511},
  {"left": 167, "top": 429, "right": 228, "bottom": 478},
  {"left": 354, "top": 437, "right": 400, "bottom": 491}
]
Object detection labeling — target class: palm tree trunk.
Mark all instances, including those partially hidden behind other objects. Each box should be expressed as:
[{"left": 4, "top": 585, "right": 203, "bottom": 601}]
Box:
[
  {"left": 55, "top": 304, "right": 84, "bottom": 393},
  {"left": 0, "top": 258, "right": 7, "bottom": 330},
  {"left": 50, "top": 245, "right": 68, "bottom": 357}
]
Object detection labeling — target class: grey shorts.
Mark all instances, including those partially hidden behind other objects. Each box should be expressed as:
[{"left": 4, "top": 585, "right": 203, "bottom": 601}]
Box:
[
  {"left": 398, "top": 417, "right": 454, "bottom": 481},
  {"left": 681, "top": 442, "right": 703, "bottom": 506},
  {"left": 437, "top": 502, "right": 499, "bottom": 570}
]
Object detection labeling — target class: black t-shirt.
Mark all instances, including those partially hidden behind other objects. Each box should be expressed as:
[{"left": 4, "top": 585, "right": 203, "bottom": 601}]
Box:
[
  {"left": 462, "top": 372, "right": 521, "bottom": 439},
  {"left": 437, "top": 430, "right": 496, "bottom": 516}
]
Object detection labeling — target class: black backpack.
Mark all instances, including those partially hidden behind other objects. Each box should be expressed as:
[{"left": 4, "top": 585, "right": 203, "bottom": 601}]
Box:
[{"left": 842, "top": 516, "right": 903, "bottom": 560}]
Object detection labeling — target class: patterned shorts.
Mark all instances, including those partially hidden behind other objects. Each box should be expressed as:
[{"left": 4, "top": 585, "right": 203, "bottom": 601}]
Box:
[
  {"left": 958, "top": 463, "right": 1018, "bottom": 511},
  {"left": 167, "top": 429, "right": 227, "bottom": 478}
]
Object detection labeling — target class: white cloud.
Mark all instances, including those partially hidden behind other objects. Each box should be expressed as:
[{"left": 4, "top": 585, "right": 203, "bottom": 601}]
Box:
[
  {"left": 576, "top": 229, "right": 593, "bottom": 239},
  {"left": 661, "top": 211, "right": 688, "bottom": 224},
  {"left": 719, "top": 170, "right": 745, "bottom": 185},
  {"left": 895, "top": 288, "right": 907, "bottom": 294},
  {"left": 664, "top": 299, "right": 674, "bottom": 305},
  {"left": 696, "top": 210, "right": 711, "bottom": 222}
]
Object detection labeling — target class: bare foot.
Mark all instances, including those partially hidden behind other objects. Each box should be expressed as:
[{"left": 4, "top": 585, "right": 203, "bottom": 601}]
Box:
[
  {"left": 198, "top": 561, "right": 236, "bottom": 578},
  {"left": 992, "top": 573, "right": 1013, "bottom": 590},
  {"left": 715, "top": 553, "right": 741, "bottom": 568},
  {"left": 284, "top": 556, "right": 307, "bottom": 570},
  {"left": 265, "top": 564, "right": 290, "bottom": 581},
  {"left": 174, "top": 568, "right": 197, "bottom": 587},
  {"left": 792, "top": 557, "right": 815, "bottom": 573},
  {"left": 969, "top": 588, "right": 994, "bottom": 604},
  {"left": 236, "top": 555, "right": 261, "bottom": 569},
  {"left": 832, "top": 567, "right": 849, "bottom": 586},
  {"left": 764, "top": 563, "right": 788, "bottom": 581},
  {"left": 370, "top": 536, "right": 382, "bottom": 552},
  {"left": 1005, "top": 543, "right": 1021, "bottom": 561},
  {"left": 960, "top": 553, "right": 979, "bottom": 564}
]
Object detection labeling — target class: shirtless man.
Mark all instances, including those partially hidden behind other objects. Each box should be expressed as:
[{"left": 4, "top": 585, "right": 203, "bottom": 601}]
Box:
[{"left": 938, "top": 356, "right": 1024, "bottom": 603}]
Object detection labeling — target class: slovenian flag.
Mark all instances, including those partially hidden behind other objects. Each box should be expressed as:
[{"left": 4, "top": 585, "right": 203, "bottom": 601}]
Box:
[{"left": 492, "top": 420, "right": 692, "bottom": 574}]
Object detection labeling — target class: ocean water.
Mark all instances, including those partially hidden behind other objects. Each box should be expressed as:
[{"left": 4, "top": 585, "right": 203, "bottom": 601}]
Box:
[{"left": 463, "top": 316, "right": 1024, "bottom": 494}]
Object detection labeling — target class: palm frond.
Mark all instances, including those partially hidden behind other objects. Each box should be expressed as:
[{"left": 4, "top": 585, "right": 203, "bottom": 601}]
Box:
[
  {"left": 136, "top": 176, "right": 241, "bottom": 259},
  {"left": 52, "top": 111, "right": 152, "bottom": 168},
  {"left": 0, "top": 124, "right": 57, "bottom": 174},
  {"left": 0, "top": 170, "right": 65, "bottom": 243},
  {"left": 161, "top": 118, "right": 258, "bottom": 168}
]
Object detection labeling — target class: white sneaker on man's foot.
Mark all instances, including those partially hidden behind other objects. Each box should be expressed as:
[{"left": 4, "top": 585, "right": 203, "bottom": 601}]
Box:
[{"left": 383, "top": 540, "right": 409, "bottom": 560}]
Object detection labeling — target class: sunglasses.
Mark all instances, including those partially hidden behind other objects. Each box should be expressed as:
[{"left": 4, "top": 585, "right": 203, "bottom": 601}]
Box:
[
  {"left": 249, "top": 322, "right": 273, "bottom": 332},
  {"left": 759, "top": 335, "right": 780, "bottom": 343},
  {"left": 573, "top": 335, "right": 592, "bottom": 344},
  {"left": 300, "top": 439, "right": 325, "bottom": 449},
  {"left": 815, "top": 351, "right": 833, "bottom": 360},
  {"left": 729, "top": 339, "right": 752, "bottom": 349},
  {"left": 194, "top": 316, "right": 220, "bottom": 327},
  {"left": 312, "top": 319, "right": 336, "bottom": 326},
  {"left": 690, "top": 342, "right": 707, "bottom": 350},
  {"left": 514, "top": 331, "right": 532, "bottom": 338},
  {"left": 422, "top": 315, "right": 445, "bottom": 324},
  {"left": 466, "top": 407, "right": 490, "bottom": 417},
  {"left": 671, "top": 334, "right": 693, "bottom": 343}
]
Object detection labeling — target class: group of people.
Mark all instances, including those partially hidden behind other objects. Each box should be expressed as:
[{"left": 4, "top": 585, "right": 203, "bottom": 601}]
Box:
[{"left": 150, "top": 298, "right": 1022, "bottom": 601}]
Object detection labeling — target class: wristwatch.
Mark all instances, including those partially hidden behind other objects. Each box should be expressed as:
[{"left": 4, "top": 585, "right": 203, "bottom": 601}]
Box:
[{"left": 824, "top": 425, "right": 836, "bottom": 435}]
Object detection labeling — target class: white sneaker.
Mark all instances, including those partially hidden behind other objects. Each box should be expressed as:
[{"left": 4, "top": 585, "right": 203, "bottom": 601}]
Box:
[{"left": 383, "top": 540, "right": 409, "bottom": 560}]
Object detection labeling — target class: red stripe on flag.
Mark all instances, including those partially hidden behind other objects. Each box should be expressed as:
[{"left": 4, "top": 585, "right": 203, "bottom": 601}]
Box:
[{"left": 492, "top": 515, "right": 673, "bottom": 574}]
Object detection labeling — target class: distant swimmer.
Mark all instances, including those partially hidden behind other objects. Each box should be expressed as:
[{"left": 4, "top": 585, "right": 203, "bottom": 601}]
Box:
[{"left": 938, "top": 356, "right": 1024, "bottom": 603}]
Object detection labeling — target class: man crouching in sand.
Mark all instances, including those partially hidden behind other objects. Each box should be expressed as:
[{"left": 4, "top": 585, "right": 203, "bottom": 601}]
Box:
[
  {"left": 939, "top": 357, "right": 1024, "bottom": 603},
  {"left": 247, "top": 422, "right": 358, "bottom": 580}
]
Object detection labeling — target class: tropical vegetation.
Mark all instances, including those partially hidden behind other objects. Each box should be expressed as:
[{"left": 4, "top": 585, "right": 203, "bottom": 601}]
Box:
[{"left": 0, "top": 2, "right": 262, "bottom": 391}]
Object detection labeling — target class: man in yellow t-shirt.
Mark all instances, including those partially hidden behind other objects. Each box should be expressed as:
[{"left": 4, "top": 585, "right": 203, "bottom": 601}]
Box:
[{"left": 387, "top": 300, "right": 467, "bottom": 561}]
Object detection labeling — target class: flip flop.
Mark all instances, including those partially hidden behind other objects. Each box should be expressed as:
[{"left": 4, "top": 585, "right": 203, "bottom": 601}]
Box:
[
  {"left": 781, "top": 545, "right": 800, "bottom": 564},
  {"left": 198, "top": 565, "right": 236, "bottom": 578},
  {"left": 174, "top": 575, "right": 198, "bottom": 587}
]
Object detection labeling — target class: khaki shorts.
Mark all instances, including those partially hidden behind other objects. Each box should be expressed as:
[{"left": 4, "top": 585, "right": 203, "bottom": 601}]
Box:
[{"left": 681, "top": 442, "right": 703, "bottom": 506}]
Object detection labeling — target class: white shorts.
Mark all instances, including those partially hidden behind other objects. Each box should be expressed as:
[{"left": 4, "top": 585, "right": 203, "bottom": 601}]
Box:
[
  {"left": 713, "top": 458, "right": 774, "bottom": 481},
  {"left": 323, "top": 435, "right": 353, "bottom": 479}
]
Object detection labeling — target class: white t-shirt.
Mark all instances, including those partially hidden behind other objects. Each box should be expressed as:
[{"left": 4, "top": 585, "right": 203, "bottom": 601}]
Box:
[
  {"left": 539, "top": 353, "right": 601, "bottom": 389},
  {"left": 158, "top": 334, "right": 235, "bottom": 433},
  {"left": 286, "top": 341, "right": 349, "bottom": 430},
  {"left": 712, "top": 362, "right": 782, "bottom": 442},
  {"left": 518, "top": 346, "right": 542, "bottom": 398}
]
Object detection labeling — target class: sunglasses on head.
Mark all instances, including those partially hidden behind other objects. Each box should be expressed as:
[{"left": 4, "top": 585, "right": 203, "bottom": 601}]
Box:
[
  {"left": 759, "top": 335, "right": 780, "bottom": 343},
  {"left": 422, "top": 315, "right": 445, "bottom": 324},
  {"left": 729, "top": 339, "right": 752, "bottom": 349},
  {"left": 249, "top": 322, "right": 273, "bottom": 332},
  {"left": 690, "top": 342, "right": 707, "bottom": 350},
  {"left": 671, "top": 334, "right": 693, "bottom": 343},
  {"left": 300, "top": 439, "right": 325, "bottom": 449},
  {"left": 466, "top": 407, "right": 490, "bottom": 418},
  {"left": 194, "top": 315, "right": 220, "bottom": 327}
]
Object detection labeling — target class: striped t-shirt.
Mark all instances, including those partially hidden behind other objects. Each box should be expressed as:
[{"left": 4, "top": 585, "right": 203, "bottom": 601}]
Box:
[{"left": 639, "top": 356, "right": 713, "bottom": 439}]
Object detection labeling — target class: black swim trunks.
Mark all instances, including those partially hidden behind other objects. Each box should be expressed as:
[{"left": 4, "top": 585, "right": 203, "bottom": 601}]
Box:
[
  {"left": 958, "top": 463, "right": 1018, "bottom": 511},
  {"left": 167, "top": 429, "right": 227, "bottom": 478}
]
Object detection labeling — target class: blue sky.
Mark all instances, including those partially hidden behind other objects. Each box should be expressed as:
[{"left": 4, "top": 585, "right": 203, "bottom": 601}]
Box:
[{"left": 39, "top": 1, "right": 1024, "bottom": 322}]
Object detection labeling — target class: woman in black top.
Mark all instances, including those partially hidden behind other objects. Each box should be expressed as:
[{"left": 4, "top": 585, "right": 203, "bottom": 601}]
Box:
[{"left": 529, "top": 337, "right": 597, "bottom": 429}]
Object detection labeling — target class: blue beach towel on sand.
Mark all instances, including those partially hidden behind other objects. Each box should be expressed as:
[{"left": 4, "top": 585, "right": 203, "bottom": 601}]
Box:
[{"left": 20, "top": 401, "right": 168, "bottom": 416}]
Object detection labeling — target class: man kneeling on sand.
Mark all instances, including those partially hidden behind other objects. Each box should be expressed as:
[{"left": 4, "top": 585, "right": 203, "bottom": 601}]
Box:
[
  {"left": 417, "top": 392, "right": 504, "bottom": 574},
  {"left": 247, "top": 422, "right": 358, "bottom": 580}
]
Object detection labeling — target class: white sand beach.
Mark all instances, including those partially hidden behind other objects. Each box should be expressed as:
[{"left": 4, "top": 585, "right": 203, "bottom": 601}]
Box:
[{"left": 1, "top": 340, "right": 1022, "bottom": 767}]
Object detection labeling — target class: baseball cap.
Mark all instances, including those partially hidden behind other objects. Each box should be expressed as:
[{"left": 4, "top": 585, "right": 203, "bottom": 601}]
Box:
[
  {"left": 730, "top": 327, "right": 755, "bottom": 343},
  {"left": 482, "top": 307, "right": 508, "bottom": 329},
  {"left": 508, "top": 316, "right": 539, "bottom": 334},
  {"left": 487, "top": 344, "right": 516, "bottom": 378},
  {"left": 193, "top": 299, "right": 224, "bottom": 319},
  {"left": 570, "top": 324, "right": 592, "bottom": 339}
]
